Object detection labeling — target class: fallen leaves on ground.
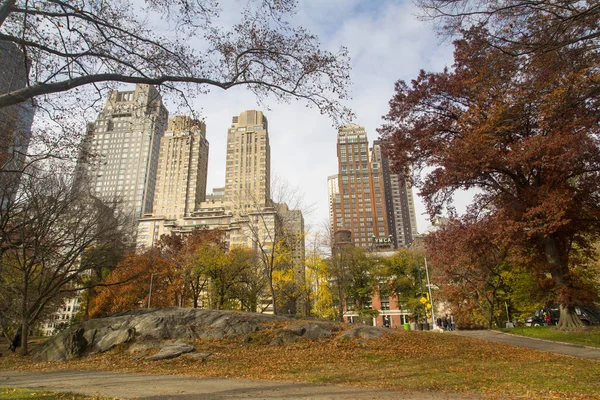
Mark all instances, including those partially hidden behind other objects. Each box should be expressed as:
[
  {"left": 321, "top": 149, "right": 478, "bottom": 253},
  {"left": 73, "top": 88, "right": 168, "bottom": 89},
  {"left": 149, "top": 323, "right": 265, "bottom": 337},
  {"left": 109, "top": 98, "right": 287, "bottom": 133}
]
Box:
[{"left": 1, "top": 324, "right": 599, "bottom": 400}]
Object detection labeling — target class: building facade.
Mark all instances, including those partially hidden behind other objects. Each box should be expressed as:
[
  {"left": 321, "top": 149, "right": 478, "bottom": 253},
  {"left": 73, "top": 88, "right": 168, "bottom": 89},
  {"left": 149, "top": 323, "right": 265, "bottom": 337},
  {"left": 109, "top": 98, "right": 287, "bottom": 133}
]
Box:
[
  {"left": 372, "top": 140, "right": 418, "bottom": 248},
  {"left": 330, "top": 123, "right": 390, "bottom": 250},
  {"left": 136, "top": 110, "right": 306, "bottom": 314},
  {"left": 80, "top": 84, "right": 168, "bottom": 218},
  {"left": 329, "top": 126, "right": 420, "bottom": 327},
  {"left": 224, "top": 110, "right": 271, "bottom": 212},
  {"left": 327, "top": 174, "right": 339, "bottom": 229},
  {"left": 0, "top": 41, "right": 34, "bottom": 199},
  {"left": 152, "top": 116, "right": 209, "bottom": 220},
  {"left": 41, "top": 297, "right": 82, "bottom": 336}
]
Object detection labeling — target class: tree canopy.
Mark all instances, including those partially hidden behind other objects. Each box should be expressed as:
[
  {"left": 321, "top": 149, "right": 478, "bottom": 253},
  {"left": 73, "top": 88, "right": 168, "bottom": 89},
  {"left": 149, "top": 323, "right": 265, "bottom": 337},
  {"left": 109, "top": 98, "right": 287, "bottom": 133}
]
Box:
[
  {"left": 418, "top": 0, "right": 600, "bottom": 54},
  {"left": 379, "top": 25, "right": 600, "bottom": 327},
  {"left": 0, "top": 0, "right": 351, "bottom": 122}
]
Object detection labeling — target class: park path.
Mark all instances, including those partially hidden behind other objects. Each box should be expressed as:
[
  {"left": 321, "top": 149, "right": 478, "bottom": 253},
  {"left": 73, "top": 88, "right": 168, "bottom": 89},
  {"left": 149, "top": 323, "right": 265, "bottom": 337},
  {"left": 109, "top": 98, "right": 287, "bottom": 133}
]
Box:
[
  {"left": 454, "top": 329, "right": 600, "bottom": 360},
  {"left": 3, "top": 330, "right": 597, "bottom": 399},
  {"left": 0, "top": 370, "right": 477, "bottom": 400}
]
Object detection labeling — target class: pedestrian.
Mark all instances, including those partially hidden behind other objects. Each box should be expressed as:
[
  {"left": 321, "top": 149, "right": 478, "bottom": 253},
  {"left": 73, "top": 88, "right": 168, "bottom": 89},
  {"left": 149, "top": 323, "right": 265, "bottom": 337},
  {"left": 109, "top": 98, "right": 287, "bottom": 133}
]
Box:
[
  {"left": 449, "top": 314, "right": 455, "bottom": 331},
  {"left": 545, "top": 312, "right": 551, "bottom": 326},
  {"left": 442, "top": 315, "right": 448, "bottom": 330},
  {"left": 436, "top": 316, "right": 442, "bottom": 328}
]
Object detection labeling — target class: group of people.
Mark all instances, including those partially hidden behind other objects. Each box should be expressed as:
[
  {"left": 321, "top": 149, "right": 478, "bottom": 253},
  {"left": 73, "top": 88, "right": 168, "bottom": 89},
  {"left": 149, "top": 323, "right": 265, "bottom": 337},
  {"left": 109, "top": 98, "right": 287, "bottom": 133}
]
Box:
[{"left": 437, "top": 314, "right": 455, "bottom": 331}]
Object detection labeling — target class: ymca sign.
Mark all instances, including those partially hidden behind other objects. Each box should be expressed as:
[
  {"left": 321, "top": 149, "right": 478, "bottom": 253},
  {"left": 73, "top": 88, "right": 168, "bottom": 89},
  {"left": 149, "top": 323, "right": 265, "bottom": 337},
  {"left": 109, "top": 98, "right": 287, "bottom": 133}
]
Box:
[{"left": 372, "top": 237, "right": 392, "bottom": 244}]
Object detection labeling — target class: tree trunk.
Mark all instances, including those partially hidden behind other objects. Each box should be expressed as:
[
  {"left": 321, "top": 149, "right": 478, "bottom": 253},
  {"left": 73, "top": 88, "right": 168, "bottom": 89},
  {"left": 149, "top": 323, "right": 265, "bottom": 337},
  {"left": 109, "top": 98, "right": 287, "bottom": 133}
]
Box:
[
  {"left": 541, "top": 236, "right": 582, "bottom": 329},
  {"left": 20, "top": 270, "right": 29, "bottom": 355},
  {"left": 337, "top": 283, "right": 345, "bottom": 322},
  {"left": 268, "top": 272, "right": 278, "bottom": 315},
  {"left": 487, "top": 303, "right": 495, "bottom": 329},
  {"left": 19, "top": 318, "right": 28, "bottom": 355},
  {"left": 556, "top": 304, "right": 584, "bottom": 329}
]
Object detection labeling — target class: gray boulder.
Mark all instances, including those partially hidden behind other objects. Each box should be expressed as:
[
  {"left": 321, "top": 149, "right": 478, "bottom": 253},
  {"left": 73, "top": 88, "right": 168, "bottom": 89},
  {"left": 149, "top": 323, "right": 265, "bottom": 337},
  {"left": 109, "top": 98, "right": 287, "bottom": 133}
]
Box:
[
  {"left": 146, "top": 342, "right": 195, "bottom": 361},
  {"left": 270, "top": 321, "right": 336, "bottom": 345},
  {"left": 95, "top": 327, "right": 135, "bottom": 353},
  {"left": 284, "top": 322, "right": 335, "bottom": 339},
  {"left": 32, "top": 327, "right": 87, "bottom": 362},
  {"left": 340, "top": 326, "right": 397, "bottom": 340}
]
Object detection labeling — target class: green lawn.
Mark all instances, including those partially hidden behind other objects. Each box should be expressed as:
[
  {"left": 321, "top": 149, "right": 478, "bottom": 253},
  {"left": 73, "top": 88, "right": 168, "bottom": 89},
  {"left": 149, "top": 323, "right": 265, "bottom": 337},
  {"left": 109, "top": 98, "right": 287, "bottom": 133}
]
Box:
[
  {"left": 499, "top": 326, "right": 600, "bottom": 348},
  {"left": 0, "top": 387, "right": 109, "bottom": 400}
]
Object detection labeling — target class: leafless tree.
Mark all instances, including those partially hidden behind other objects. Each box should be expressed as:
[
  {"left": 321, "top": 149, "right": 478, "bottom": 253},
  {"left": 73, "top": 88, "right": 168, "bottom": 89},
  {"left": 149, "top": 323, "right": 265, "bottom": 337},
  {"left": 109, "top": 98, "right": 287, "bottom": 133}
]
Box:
[
  {"left": 418, "top": 0, "right": 600, "bottom": 54},
  {"left": 232, "top": 178, "right": 309, "bottom": 315},
  {"left": 0, "top": 168, "right": 130, "bottom": 354},
  {"left": 0, "top": 0, "right": 351, "bottom": 123}
]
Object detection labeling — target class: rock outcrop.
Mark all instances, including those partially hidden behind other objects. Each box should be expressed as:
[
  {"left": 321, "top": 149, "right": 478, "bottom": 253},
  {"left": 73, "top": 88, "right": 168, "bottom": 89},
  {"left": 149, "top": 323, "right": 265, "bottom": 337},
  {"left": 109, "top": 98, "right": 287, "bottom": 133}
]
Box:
[
  {"left": 340, "top": 325, "right": 397, "bottom": 340},
  {"left": 32, "top": 308, "right": 397, "bottom": 362},
  {"left": 32, "top": 308, "right": 288, "bottom": 362},
  {"left": 270, "top": 321, "right": 337, "bottom": 345}
]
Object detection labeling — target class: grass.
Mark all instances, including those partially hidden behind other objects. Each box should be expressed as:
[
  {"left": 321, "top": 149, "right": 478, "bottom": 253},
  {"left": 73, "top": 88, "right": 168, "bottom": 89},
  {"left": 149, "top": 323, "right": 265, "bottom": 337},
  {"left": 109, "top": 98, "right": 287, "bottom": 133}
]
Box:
[
  {"left": 0, "top": 387, "right": 108, "bottom": 400},
  {"left": 1, "top": 326, "right": 600, "bottom": 399},
  {"left": 499, "top": 325, "right": 600, "bottom": 348}
]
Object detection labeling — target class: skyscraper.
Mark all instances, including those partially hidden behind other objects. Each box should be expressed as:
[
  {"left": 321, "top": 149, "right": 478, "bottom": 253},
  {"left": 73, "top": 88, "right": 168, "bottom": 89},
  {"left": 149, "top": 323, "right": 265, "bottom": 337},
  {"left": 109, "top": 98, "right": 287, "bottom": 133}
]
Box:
[
  {"left": 327, "top": 174, "right": 339, "bottom": 231},
  {"left": 152, "top": 116, "right": 209, "bottom": 219},
  {"left": 330, "top": 123, "right": 390, "bottom": 249},
  {"left": 81, "top": 84, "right": 168, "bottom": 218},
  {"left": 372, "top": 140, "right": 418, "bottom": 247},
  {"left": 0, "top": 41, "right": 34, "bottom": 195},
  {"left": 224, "top": 110, "right": 271, "bottom": 212}
]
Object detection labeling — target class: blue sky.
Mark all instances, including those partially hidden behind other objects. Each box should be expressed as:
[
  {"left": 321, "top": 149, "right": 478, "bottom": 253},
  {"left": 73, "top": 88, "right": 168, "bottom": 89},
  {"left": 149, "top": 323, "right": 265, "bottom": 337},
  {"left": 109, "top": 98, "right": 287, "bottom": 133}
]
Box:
[{"left": 190, "top": 0, "right": 458, "bottom": 235}]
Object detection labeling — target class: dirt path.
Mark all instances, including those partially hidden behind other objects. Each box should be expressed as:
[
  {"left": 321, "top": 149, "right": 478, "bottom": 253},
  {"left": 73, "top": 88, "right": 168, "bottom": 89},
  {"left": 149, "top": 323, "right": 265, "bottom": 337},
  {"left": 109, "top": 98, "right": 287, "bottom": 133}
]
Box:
[{"left": 0, "top": 370, "right": 475, "bottom": 400}]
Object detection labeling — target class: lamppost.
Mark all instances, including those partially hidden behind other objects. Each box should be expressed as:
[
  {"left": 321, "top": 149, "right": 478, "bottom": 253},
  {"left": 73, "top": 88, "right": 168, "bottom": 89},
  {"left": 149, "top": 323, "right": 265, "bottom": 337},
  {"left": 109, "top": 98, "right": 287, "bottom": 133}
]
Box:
[
  {"left": 147, "top": 272, "right": 159, "bottom": 309},
  {"left": 424, "top": 257, "right": 436, "bottom": 329}
]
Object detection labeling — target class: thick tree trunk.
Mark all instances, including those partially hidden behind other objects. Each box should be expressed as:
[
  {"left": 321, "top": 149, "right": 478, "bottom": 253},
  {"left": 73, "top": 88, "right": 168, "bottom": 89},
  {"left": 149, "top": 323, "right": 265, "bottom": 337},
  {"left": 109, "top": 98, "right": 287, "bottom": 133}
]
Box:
[
  {"left": 556, "top": 304, "right": 584, "bottom": 329},
  {"left": 487, "top": 303, "right": 494, "bottom": 329},
  {"left": 541, "top": 236, "right": 582, "bottom": 329}
]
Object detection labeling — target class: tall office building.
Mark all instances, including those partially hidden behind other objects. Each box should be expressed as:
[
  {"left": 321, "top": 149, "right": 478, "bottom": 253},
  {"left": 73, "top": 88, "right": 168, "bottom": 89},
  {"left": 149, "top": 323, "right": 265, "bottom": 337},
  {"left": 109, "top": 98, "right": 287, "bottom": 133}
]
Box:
[
  {"left": 331, "top": 123, "right": 390, "bottom": 249},
  {"left": 224, "top": 110, "right": 271, "bottom": 212},
  {"left": 372, "top": 140, "right": 418, "bottom": 247},
  {"left": 0, "top": 41, "right": 34, "bottom": 193},
  {"left": 81, "top": 84, "right": 168, "bottom": 218},
  {"left": 152, "top": 116, "right": 209, "bottom": 219},
  {"left": 327, "top": 174, "right": 339, "bottom": 233}
]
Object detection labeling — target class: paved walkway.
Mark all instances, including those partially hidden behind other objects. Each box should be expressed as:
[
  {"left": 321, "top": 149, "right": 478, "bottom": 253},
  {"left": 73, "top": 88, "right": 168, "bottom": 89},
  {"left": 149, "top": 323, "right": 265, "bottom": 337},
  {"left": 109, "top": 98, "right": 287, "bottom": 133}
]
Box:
[
  {"left": 454, "top": 329, "right": 600, "bottom": 360},
  {"left": 2, "top": 331, "right": 598, "bottom": 399},
  {"left": 0, "top": 370, "right": 474, "bottom": 399}
]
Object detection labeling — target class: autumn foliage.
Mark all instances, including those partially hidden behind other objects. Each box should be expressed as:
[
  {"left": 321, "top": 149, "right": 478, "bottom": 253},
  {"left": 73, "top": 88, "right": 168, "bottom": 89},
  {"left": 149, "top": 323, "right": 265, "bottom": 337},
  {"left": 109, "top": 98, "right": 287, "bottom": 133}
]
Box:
[
  {"left": 88, "top": 228, "right": 272, "bottom": 317},
  {"left": 379, "top": 26, "right": 600, "bottom": 327},
  {"left": 89, "top": 229, "right": 226, "bottom": 317}
]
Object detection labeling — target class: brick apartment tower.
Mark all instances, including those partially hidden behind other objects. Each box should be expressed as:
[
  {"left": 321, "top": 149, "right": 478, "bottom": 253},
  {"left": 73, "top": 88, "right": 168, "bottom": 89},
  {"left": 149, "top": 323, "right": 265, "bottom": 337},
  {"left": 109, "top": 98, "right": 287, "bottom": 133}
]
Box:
[
  {"left": 152, "top": 116, "right": 209, "bottom": 219},
  {"left": 330, "top": 123, "right": 390, "bottom": 249},
  {"left": 80, "top": 84, "right": 168, "bottom": 218},
  {"left": 371, "top": 140, "right": 418, "bottom": 247}
]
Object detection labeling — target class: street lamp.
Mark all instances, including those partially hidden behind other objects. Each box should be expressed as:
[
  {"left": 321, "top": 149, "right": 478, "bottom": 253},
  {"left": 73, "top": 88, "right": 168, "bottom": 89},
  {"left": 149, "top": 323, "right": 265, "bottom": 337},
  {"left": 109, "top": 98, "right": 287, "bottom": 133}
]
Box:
[{"left": 424, "top": 257, "right": 436, "bottom": 329}]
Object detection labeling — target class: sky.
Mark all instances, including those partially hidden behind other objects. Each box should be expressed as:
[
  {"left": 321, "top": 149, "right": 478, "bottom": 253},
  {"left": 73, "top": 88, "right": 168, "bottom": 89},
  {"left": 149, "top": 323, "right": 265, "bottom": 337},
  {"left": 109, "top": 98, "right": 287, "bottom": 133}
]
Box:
[{"left": 186, "top": 0, "right": 457, "bottom": 235}]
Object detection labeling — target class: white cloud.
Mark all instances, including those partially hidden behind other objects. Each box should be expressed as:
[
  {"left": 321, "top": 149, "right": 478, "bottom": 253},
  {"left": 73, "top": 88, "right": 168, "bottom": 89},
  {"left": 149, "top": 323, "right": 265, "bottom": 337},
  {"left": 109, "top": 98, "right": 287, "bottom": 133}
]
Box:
[{"left": 193, "top": 0, "right": 456, "bottom": 235}]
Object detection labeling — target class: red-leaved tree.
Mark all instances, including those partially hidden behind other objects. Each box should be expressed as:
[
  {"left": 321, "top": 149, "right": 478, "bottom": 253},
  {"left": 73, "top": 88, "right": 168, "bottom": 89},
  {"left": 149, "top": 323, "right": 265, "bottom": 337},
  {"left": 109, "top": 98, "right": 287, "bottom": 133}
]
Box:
[{"left": 379, "top": 27, "right": 600, "bottom": 328}]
